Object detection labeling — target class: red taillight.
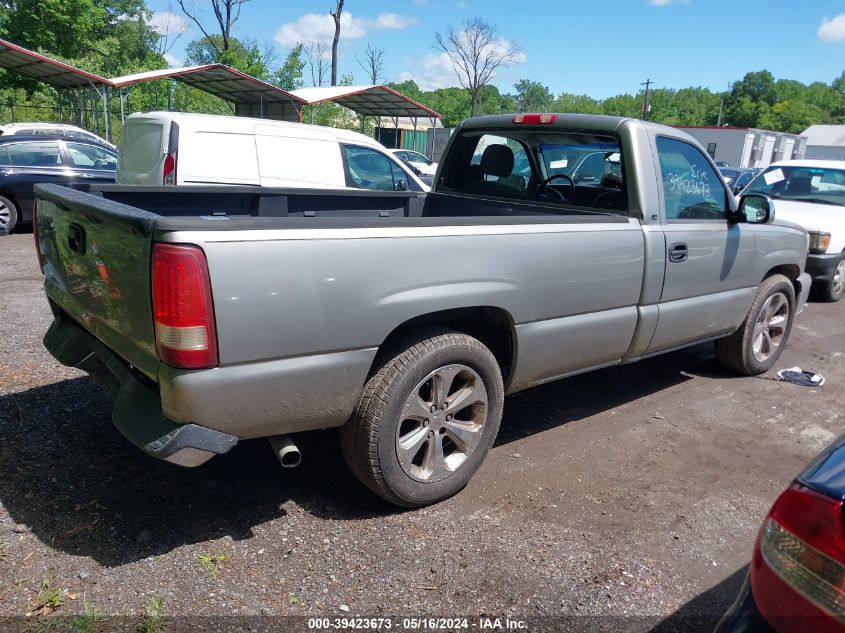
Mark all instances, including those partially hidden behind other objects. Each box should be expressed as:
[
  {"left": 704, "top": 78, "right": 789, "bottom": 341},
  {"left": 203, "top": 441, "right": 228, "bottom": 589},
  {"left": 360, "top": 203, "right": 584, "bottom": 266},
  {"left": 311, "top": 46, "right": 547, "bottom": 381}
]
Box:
[
  {"left": 163, "top": 152, "right": 177, "bottom": 185},
  {"left": 151, "top": 243, "right": 218, "bottom": 369},
  {"left": 512, "top": 113, "right": 556, "bottom": 124},
  {"left": 751, "top": 484, "right": 845, "bottom": 631}
]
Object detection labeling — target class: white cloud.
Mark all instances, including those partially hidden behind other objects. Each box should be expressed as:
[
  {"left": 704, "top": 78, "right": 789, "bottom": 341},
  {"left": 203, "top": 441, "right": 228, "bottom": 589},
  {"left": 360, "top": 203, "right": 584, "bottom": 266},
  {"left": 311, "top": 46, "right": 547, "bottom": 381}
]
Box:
[
  {"left": 819, "top": 14, "right": 845, "bottom": 42},
  {"left": 647, "top": 0, "right": 689, "bottom": 5},
  {"left": 147, "top": 11, "right": 190, "bottom": 36},
  {"left": 400, "top": 52, "right": 458, "bottom": 90},
  {"left": 163, "top": 52, "right": 183, "bottom": 68},
  {"left": 400, "top": 33, "right": 525, "bottom": 91},
  {"left": 274, "top": 12, "right": 417, "bottom": 47},
  {"left": 372, "top": 13, "right": 418, "bottom": 30}
]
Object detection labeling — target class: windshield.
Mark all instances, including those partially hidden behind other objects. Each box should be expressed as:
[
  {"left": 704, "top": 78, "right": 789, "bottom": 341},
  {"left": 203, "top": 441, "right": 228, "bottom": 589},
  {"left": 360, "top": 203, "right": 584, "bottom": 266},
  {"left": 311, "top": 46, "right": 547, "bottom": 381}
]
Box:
[{"left": 744, "top": 165, "right": 845, "bottom": 207}]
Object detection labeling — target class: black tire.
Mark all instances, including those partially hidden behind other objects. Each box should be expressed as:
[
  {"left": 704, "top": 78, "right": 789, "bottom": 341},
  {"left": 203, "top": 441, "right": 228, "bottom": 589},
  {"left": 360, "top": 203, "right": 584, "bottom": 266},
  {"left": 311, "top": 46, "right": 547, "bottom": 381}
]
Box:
[
  {"left": 0, "top": 194, "right": 18, "bottom": 233},
  {"left": 819, "top": 255, "right": 845, "bottom": 303},
  {"left": 340, "top": 327, "right": 504, "bottom": 508},
  {"left": 715, "top": 274, "right": 795, "bottom": 375}
]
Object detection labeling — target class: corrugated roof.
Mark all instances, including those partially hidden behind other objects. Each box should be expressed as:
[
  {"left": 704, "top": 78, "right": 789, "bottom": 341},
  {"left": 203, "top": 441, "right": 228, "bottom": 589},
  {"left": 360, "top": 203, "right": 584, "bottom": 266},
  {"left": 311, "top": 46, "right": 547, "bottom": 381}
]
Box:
[
  {"left": 110, "top": 65, "right": 306, "bottom": 107},
  {"left": 291, "top": 85, "right": 441, "bottom": 119},
  {"left": 802, "top": 124, "right": 845, "bottom": 147},
  {"left": 0, "top": 38, "right": 110, "bottom": 88}
]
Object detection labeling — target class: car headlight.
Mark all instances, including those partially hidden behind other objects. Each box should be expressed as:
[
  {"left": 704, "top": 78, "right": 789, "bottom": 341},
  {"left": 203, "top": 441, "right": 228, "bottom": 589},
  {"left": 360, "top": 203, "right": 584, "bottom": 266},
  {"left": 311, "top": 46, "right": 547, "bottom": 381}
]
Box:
[{"left": 808, "top": 232, "right": 831, "bottom": 254}]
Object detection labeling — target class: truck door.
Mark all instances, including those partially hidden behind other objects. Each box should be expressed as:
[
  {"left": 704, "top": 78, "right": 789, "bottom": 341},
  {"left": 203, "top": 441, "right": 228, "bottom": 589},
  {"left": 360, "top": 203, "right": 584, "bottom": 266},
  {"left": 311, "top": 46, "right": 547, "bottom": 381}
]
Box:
[{"left": 646, "top": 136, "right": 757, "bottom": 353}]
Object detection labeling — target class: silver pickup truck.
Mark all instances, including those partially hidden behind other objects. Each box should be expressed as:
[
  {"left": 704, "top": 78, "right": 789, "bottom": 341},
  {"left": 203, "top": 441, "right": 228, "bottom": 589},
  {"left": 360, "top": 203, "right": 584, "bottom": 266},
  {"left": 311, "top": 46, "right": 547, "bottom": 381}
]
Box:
[{"left": 36, "top": 114, "right": 812, "bottom": 507}]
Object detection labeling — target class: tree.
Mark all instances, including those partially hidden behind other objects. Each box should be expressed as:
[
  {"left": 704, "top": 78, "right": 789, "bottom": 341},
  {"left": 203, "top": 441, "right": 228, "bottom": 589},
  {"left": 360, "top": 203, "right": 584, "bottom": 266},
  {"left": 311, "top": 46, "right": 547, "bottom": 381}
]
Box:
[
  {"left": 512, "top": 79, "right": 552, "bottom": 112},
  {"left": 185, "top": 35, "right": 270, "bottom": 79},
  {"left": 329, "top": 0, "right": 345, "bottom": 86},
  {"left": 274, "top": 44, "right": 305, "bottom": 91},
  {"left": 435, "top": 18, "right": 522, "bottom": 117},
  {"left": 357, "top": 44, "right": 385, "bottom": 85},
  {"left": 304, "top": 41, "right": 330, "bottom": 87},
  {"left": 553, "top": 93, "right": 603, "bottom": 115},
  {"left": 176, "top": 0, "right": 248, "bottom": 57},
  {"left": 769, "top": 100, "right": 826, "bottom": 134}
]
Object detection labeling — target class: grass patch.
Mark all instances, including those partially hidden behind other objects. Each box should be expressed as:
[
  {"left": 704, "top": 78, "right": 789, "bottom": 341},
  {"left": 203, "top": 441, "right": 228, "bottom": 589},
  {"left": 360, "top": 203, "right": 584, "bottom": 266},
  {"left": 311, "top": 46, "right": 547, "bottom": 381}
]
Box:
[
  {"left": 136, "top": 594, "right": 165, "bottom": 633},
  {"left": 69, "top": 595, "right": 105, "bottom": 633},
  {"left": 197, "top": 553, "right": 227, "bottom": 578}
]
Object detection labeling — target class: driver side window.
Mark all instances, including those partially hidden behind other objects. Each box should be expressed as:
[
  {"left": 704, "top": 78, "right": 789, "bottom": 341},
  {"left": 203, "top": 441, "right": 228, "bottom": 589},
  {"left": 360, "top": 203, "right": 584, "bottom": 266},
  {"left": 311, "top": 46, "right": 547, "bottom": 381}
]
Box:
[{"left": 657, "top": 137, "right": 728, "bottom": 221}]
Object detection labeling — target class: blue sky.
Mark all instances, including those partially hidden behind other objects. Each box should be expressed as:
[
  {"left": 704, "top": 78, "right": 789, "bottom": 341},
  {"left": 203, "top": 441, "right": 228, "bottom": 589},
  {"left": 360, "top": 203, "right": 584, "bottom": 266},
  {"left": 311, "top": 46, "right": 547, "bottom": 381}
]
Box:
[{"left": 147, "top": 0, "right": 845, "bottom": 98}]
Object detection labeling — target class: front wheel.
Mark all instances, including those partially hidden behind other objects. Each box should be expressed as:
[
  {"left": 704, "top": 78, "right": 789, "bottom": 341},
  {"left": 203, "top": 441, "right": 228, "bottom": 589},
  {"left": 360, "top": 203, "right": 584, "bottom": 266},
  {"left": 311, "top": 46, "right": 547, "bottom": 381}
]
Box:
[
  {"left": 715, "top": 274, "right": 795, "bottom": 375},
  {"left": 341, "top": 327, "right": 504, "bottom": 507},
  {"left": 821, "top": 256, "right": 845, "bottom": 303}
]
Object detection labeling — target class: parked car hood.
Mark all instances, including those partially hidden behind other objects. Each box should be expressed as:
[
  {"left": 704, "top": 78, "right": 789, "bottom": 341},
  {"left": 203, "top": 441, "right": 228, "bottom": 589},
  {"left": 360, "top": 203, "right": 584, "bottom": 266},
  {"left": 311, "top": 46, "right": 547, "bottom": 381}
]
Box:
[
  {"left": 772, "top": 199, "right": 845, "bottom": 234},
  {"left": 408, "top": 160, "right": 438, "bottom": 176},
  {"left": 797, "top": 432, "right": 845, "bottom": 502}
]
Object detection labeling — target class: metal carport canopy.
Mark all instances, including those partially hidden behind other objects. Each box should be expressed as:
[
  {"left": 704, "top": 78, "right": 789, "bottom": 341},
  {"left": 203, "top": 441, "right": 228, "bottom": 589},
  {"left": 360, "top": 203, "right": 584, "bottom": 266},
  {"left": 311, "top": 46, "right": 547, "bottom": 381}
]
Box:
[
  {"left": 109, "top": 65, "right": 306, "bottom": 119},
  {"left": 0, "top": 38, "right": 110, "bottom": 88},
  {"left": 291, "top": 85, "right": 441, "bottom": 119}
]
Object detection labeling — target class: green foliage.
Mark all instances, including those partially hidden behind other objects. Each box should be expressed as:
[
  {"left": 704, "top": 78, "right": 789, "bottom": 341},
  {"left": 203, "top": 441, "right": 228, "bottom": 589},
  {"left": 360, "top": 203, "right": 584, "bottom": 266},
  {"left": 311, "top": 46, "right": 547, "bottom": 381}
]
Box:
[
  {"left": 513, "top": 79, "right": 553, "bottom": 112},
  {"left": 197, "top": 553, "right": 227, "bottom": 577},
  {"left": 186, "top": 36, "right": 270, "bottom": 80},
  {"left": 35, "top": 578, "right": 64, "bottom": 610},
  {"left": 275, "top": 43, "right": 306, "bottom": 91},
  {"left": 136, "top": 594, "right": 165, "bottom": 633}
]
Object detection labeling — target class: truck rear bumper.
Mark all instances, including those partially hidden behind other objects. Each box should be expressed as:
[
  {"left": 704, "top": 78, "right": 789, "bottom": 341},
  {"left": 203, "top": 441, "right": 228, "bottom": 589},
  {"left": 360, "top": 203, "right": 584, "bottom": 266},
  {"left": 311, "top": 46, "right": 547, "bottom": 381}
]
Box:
[{"left": 44, "top": 316, "right": 237, "bottom": 467}]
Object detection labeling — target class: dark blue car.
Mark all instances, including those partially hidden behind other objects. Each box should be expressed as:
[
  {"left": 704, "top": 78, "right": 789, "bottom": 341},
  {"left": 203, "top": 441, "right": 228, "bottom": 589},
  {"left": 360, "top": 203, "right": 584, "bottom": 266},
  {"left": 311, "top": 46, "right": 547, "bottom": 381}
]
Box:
[{"left": 0, "top": 134, "right": 116, "bottom": 232}]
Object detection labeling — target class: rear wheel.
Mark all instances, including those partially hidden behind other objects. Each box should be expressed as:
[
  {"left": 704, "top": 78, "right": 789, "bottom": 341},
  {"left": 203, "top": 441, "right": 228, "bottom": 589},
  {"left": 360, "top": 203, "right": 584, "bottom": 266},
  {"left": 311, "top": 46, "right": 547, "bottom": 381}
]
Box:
[
  {"left": 0, "top": 195, "right": 18, "bottom": 233},
  {"left": 341, "top": 327, "right": 504, "bottom": 507},
  {"left": 715, "top": 274, "right": 795, "bottom": 375}
]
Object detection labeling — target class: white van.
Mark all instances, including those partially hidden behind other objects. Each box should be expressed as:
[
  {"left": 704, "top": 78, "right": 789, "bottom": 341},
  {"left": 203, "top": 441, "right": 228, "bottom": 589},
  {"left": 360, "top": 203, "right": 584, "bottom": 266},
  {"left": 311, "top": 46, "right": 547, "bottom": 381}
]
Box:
[{"left": 116, "top": 112, "right": 428, "bottom": 192}]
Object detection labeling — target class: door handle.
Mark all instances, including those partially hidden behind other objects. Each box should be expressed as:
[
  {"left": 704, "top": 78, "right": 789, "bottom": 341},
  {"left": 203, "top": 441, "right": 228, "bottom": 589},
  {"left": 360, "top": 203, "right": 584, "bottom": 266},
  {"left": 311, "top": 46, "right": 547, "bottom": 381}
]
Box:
[{"left": 668, "top": 242, "right": 688, "bottom": 263}]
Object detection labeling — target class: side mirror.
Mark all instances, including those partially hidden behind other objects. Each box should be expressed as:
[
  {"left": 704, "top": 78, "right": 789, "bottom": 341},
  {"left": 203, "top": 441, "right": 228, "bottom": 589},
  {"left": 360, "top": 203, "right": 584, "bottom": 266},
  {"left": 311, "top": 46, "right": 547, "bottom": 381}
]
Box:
[
  {"left": 733, "top": 183, "right": 744, "bottom": 196},
  {"left": 737, "top": 193, "right": 774, "bottom": 224},
  {"left": 394, "top": 179, "right": 407, "bottom": 191}
]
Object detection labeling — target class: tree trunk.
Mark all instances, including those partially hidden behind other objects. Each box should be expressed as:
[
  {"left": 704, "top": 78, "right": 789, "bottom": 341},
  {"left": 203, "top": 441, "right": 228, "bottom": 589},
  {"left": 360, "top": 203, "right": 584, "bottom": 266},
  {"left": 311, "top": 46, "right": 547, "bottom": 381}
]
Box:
[
  {"left": 470, "top": 90, "right": 478, "bottom": 117},
  {"left": 330, "top": 0, "right": 344, "bottom": 86}
]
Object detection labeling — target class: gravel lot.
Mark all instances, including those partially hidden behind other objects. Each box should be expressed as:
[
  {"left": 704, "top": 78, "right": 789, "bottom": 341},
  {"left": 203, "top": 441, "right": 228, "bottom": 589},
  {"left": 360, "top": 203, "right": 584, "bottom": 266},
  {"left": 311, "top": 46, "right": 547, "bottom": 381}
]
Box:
[{"left": 1, "top": 231, "right": 842, "bottom": 632}]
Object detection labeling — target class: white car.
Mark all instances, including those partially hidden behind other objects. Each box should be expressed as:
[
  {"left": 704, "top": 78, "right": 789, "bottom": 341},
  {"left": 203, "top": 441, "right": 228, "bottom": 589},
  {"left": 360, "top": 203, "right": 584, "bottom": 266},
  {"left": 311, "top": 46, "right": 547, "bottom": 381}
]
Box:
[
  {"left": 390, "top": 149, "right": 438, "bottom": 176},
  {"left": 118, "top": 112, "right": 428, "bottom": 193},
  {"left": 742, "top": 159, "right": 845, "bottom": 302},
  {"left": 2, "top": 122, "right": 115, "bottom": 150}
]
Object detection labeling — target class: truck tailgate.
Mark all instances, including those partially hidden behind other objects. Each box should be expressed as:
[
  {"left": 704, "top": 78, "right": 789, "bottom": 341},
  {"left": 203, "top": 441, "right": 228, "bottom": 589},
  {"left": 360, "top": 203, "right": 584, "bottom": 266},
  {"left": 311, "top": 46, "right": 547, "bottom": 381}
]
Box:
[{"left": 35, "top": 183, "right": 160, "bottom": 380}]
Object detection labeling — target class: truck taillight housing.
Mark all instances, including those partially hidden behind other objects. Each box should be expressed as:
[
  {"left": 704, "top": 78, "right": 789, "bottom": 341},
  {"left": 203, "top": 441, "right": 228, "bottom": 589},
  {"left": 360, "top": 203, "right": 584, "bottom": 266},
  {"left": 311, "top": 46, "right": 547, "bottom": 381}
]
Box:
[
  {"left": 163, "top": 152, "right": 177, "bottom": 185},
  {"left": 751, "top": 485, "right": 845, "bottom": 632},
  {"left": 151, "top": 243, "right": 218, "bottom": 369}
]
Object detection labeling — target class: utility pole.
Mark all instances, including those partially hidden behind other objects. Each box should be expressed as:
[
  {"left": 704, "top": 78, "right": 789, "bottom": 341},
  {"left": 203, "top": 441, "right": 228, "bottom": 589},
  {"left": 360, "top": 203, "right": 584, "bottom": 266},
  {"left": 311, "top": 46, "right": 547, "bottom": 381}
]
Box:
[
  {"left": 641, "top": 78, "right": 652, "bottom": 121},
  {"left": 717, "top": 99, "right": 724, "bottom": 126}
]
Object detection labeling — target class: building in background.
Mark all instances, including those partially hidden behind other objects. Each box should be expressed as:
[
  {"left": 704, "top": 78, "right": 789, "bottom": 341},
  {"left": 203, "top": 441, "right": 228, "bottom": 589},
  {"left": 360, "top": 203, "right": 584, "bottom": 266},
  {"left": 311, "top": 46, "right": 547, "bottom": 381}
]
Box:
[
  {"left": 802, "top": 125, "right": 845, "bottom": 161},
  {"left": 675, "top": 126, "right": 807, "bottom": 168}
]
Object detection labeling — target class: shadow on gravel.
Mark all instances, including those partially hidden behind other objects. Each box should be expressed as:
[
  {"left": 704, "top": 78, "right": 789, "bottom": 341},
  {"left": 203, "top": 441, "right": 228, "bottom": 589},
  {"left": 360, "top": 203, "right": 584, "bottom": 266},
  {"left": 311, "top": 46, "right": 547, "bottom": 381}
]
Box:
[
  {"left": 495, "top": 342, "right": 721, "bottom": 445},
  {"left": 0, "top": 342, "right": 730, "bottom": 567},
  {"left": 0, "top": 377, "right": 392, "bottom": 567},
  {"left": 648, "top": 565, "right": 748, "bottom": 633}
]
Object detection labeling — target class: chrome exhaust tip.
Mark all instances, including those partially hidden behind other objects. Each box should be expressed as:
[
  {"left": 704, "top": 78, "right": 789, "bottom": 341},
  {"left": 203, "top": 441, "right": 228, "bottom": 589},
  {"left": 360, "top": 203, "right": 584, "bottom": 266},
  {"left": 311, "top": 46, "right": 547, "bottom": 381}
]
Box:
[{"left": 268, "top": 434, "right": 301, "bottom": 468}]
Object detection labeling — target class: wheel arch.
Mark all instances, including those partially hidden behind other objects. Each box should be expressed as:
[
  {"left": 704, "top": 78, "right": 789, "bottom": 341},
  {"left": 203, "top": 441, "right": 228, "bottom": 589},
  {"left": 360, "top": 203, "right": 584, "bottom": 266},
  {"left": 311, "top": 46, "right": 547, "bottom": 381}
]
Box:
[
  {"left": 763, "top": 264, "right": 801, "bottom": 297},
  {"left": 370, "top": 306, "right": 517, "bottom": 386}
]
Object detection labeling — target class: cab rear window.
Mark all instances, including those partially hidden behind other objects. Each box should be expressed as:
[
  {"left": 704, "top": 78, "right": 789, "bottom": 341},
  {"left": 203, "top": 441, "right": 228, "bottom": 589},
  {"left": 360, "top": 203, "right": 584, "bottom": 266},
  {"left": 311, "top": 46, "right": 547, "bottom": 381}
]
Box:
[{"left": 438, "top": 129, "right": 628, "bottom": 215}]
